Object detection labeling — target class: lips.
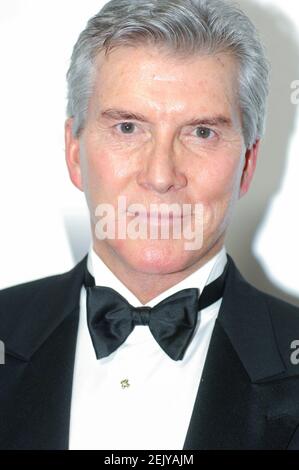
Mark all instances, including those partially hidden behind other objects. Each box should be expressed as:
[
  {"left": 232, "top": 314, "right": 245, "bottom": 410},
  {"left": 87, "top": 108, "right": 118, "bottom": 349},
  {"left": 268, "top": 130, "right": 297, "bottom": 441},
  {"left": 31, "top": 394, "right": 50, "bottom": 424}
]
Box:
[{"left": 127, "top": 211, "right": 185, "bottom": 222}]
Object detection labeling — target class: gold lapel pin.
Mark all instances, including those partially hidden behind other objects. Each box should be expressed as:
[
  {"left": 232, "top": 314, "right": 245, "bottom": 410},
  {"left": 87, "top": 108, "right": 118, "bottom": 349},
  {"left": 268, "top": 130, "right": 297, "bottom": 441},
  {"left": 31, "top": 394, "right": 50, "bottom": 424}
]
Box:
[{"left": 120, "top": 378, "right": 130, "bottom": 389}]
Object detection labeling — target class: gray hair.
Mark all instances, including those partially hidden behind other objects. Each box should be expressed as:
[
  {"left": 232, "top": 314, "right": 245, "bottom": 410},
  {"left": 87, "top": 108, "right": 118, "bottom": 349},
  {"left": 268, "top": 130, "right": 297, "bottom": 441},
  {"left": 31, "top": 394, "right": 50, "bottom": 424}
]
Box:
[{"left": 66, "top": 0, "right": 270, "bottom": 148}]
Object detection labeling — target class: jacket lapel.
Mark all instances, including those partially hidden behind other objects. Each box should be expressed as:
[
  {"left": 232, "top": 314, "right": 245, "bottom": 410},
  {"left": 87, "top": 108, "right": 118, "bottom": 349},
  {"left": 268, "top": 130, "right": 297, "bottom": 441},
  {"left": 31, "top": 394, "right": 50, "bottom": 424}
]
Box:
[
  {"left": 0, "top": 256, "right": 87, "bottom": 449},
  {"left": 183, "top": 255, "right": 298, "bottom": 450}
]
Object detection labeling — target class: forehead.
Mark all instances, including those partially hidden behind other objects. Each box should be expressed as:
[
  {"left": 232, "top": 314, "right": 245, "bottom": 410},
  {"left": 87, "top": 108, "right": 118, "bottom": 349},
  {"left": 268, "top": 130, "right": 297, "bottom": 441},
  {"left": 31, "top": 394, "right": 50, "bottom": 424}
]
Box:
[{"left": 91, "top": 45, "right": 240, "bottom": 119}]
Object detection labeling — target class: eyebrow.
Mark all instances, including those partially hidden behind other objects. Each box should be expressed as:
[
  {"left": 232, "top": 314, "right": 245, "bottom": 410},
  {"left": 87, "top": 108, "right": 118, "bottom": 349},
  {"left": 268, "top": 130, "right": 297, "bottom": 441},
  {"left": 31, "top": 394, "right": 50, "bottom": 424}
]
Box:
[{"left": 100, "top": 108, "right": 233, "bottom": 128}]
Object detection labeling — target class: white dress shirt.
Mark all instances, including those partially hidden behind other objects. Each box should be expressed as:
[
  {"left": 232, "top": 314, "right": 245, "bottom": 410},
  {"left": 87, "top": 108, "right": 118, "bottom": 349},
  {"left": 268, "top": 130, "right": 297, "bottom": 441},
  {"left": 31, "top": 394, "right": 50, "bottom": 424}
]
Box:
[{"left": 68, "top": 245, "right": 228, "bottom": 450}]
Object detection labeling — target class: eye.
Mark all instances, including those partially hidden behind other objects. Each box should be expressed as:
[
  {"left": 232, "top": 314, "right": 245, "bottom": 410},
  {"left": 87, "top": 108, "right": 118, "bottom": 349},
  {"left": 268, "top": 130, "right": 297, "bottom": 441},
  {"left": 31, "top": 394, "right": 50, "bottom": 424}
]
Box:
[
  {"left": 117, "top": 122, "right": 136, "bottom": 134},
  {"left": 195, "top": 127, "right": 215, "bottom": 139}
]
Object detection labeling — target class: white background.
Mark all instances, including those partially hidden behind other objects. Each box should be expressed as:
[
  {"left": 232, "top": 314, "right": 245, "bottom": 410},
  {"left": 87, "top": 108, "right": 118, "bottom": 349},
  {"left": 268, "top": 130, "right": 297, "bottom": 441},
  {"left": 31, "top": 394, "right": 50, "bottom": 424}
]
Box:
[{"left": 0, "top": 0, "right": 299, "bottom": 306}]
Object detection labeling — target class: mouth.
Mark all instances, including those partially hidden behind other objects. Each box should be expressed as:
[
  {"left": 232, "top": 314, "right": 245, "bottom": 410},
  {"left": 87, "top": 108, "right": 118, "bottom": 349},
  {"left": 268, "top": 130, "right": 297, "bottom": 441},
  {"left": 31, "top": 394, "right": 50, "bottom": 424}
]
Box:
[{"left": 127, "top": 211, "right": 187, "bottom": 222}]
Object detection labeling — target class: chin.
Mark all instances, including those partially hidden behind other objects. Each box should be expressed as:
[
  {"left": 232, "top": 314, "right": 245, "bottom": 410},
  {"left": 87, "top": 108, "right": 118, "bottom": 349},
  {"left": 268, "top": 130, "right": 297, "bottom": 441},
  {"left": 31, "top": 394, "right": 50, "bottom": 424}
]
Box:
[{"left": 111, "top": 238, "right": 199, "bottom": 275}]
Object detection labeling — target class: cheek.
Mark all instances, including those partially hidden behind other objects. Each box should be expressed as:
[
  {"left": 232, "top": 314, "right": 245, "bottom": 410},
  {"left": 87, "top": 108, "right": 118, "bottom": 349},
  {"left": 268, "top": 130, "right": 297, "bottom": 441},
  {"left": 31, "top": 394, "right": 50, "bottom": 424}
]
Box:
[
  {"left": 82, "top": 145, "right": 127, "bottom": 201},
  {"left": 194, "top": 154, "right": 243, "bottom": 224},
  {"left": 200, "top": 159, "right": 239, "bottom": 197}
]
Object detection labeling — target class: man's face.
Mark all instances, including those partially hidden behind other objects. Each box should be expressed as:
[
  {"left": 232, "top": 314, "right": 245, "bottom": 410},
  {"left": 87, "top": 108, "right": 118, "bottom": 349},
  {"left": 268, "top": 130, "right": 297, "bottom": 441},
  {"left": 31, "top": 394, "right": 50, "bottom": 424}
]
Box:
[{"left": 65, "top": 45, "right": 258, "bottom": 275}]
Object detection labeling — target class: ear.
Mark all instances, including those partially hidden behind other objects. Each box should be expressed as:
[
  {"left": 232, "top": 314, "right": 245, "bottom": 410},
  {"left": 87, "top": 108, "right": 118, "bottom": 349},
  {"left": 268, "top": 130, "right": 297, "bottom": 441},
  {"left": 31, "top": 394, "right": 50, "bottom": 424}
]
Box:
[
  {"left": 239, "top": 139, "right": 260, "bottom": 199},
  {"left": 64, "top": 118, "right": 84, "bottom": 192}
]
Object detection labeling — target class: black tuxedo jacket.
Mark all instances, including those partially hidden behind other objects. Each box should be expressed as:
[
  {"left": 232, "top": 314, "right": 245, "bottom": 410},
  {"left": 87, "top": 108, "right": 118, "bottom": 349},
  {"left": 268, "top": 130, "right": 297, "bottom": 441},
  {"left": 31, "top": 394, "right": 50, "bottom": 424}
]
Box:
[{"left": 1, "top": 254, "right": 299, "bottom": 450}]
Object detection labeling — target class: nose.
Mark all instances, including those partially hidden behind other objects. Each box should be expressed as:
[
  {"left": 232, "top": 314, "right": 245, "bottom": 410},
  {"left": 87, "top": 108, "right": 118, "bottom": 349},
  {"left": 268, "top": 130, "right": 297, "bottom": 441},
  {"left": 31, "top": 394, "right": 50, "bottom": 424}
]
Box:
[{"left": 136, "top": 136, "right": 187, "bottom": 194}]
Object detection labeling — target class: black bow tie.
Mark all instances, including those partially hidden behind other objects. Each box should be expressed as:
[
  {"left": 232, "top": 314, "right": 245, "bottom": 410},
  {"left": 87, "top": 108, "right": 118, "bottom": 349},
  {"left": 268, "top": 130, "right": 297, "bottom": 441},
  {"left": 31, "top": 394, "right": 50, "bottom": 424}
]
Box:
[{"left": 84, "top": 261, "right": 228, "bottom": 361}]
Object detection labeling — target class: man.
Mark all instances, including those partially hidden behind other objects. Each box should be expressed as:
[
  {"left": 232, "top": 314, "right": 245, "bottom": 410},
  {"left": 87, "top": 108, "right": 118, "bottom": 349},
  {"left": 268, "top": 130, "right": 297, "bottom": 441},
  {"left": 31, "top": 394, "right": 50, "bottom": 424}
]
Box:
[{"left": 1, "top": 0, "right": 299, "bottom": 450}]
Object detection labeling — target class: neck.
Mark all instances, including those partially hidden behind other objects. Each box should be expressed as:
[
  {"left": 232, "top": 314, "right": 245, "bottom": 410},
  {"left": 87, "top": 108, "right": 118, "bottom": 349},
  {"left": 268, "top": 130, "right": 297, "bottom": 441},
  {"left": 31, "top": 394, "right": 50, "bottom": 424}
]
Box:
[{"left": 91, "top": 238, "right": 225, "bottom": 304}]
